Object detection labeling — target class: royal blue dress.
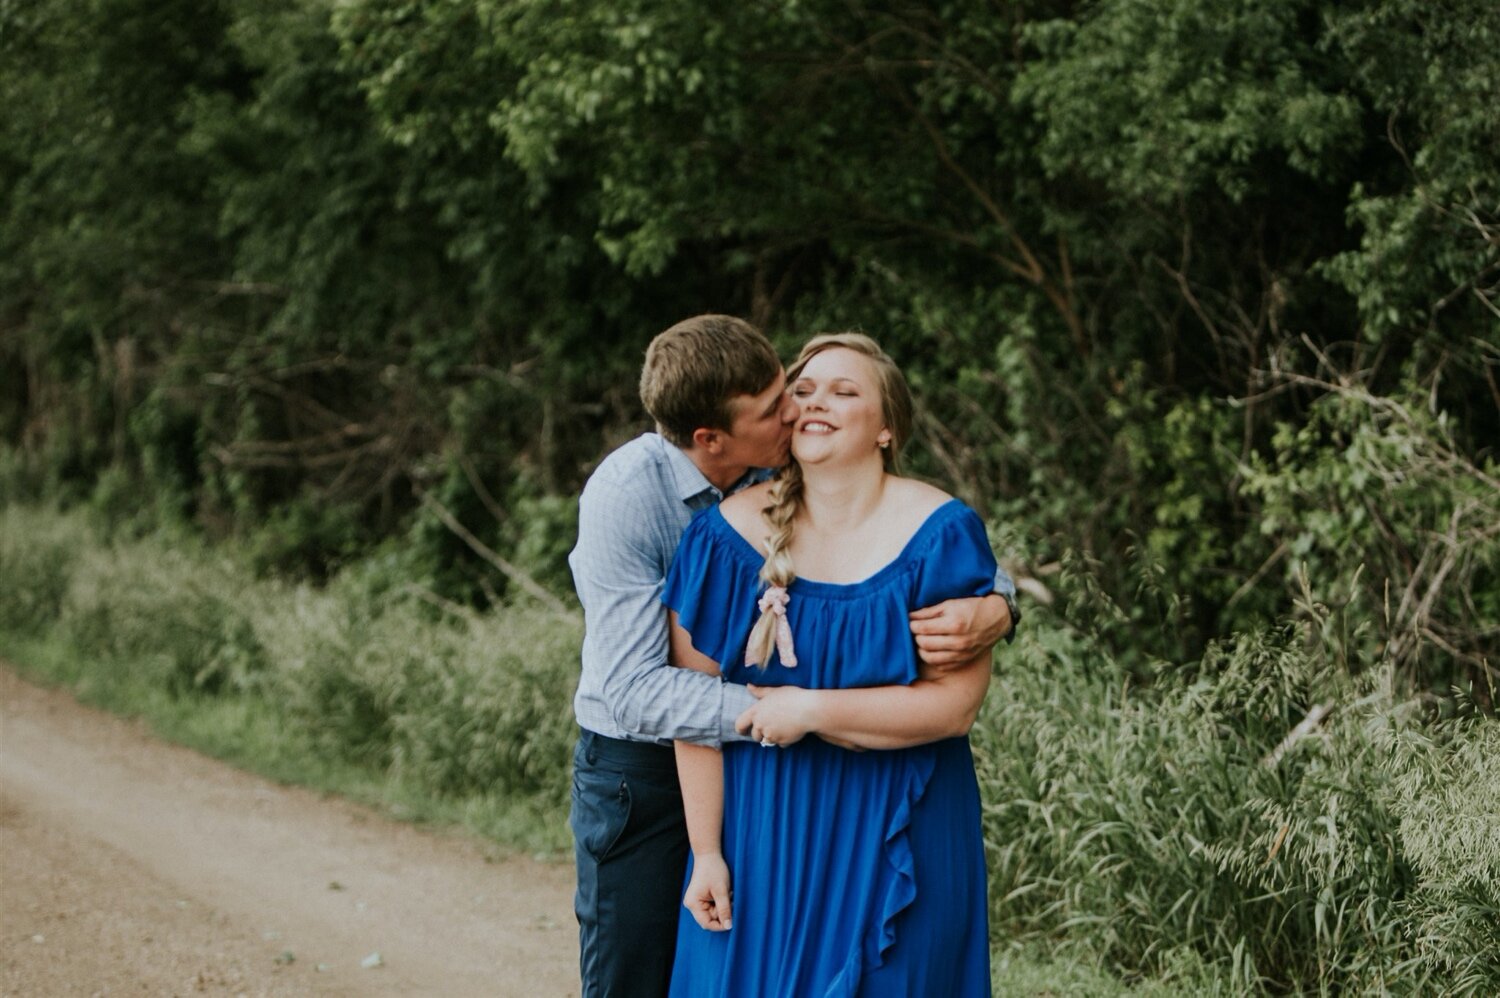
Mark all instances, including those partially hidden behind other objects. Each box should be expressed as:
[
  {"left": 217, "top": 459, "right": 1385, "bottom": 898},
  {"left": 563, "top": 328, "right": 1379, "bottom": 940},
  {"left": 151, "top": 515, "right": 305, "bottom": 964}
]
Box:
[{"left": 663, "top": 498, "right": 995, "bottom": 998}]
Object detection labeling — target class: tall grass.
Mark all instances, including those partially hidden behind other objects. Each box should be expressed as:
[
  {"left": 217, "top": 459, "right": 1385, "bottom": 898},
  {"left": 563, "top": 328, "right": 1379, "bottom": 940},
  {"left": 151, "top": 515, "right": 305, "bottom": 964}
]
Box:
[
  {"left": 2, "top": 502, "right": 1497, "bottom": 992},
  {"left": 973, "top": 577, "right": 1500, "bottom": 993}
]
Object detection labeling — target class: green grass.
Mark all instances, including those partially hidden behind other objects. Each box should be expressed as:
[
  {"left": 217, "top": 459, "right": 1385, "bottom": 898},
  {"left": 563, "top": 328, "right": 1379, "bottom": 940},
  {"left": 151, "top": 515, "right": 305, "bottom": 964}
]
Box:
[{"left": 990, "top": 943, "right": 1208, "bottom": 996}]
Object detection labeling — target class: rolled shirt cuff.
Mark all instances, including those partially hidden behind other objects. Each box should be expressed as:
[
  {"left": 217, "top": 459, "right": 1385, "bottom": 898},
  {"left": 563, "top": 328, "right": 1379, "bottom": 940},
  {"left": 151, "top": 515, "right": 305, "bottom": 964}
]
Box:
[{"left": 719, "top": 681, "right": 758, "bottom": 744}]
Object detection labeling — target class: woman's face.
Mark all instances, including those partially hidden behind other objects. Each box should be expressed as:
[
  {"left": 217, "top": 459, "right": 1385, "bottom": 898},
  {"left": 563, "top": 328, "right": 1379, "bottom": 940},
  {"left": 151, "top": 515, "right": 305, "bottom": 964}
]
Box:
[{"left": 788, "top": 347, "right": 890, "bottom": 467}]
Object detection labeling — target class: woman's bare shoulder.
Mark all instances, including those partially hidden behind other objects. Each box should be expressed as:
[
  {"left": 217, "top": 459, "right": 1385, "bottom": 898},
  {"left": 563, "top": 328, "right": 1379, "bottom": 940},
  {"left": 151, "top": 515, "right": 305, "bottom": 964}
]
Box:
[
  {"left": 719, "top": 481, "right": 774, "bottom": 551},
  {"left": 885, "top": 476, "right": 953, "bottom": 519}
]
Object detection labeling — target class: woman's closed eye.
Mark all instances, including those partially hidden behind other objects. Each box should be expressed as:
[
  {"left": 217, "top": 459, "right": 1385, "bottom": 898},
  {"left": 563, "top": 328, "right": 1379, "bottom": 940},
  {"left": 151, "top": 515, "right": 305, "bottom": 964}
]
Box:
[{"left": 792, "top": 385, "right": 859, "bottom": 398}]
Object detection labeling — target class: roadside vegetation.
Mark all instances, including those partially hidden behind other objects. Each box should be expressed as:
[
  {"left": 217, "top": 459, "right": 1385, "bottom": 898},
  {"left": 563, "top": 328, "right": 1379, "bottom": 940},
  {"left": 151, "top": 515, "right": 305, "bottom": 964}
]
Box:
[
  {"left": 3, "top": 0, "right": 1496, "bottom": 992},
  {"left": 4, "top": 493, "right": 1497, "bottom": 993},
  {"left": 0, "top": 504, "right": 577, "bottom": 853}
]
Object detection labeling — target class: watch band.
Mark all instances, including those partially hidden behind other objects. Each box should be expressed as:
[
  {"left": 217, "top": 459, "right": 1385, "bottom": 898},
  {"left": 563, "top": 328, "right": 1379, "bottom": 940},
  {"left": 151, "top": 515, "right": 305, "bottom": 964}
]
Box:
[{"left": 1000, "top": 590, "right": 1021, "bottom": 642}]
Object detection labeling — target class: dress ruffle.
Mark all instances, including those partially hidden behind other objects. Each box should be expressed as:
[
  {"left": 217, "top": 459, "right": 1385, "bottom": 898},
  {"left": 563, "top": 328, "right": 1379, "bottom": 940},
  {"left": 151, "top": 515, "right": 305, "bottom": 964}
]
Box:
[{"left": 826, "top": 747, "right": 938, "bottom": 998}]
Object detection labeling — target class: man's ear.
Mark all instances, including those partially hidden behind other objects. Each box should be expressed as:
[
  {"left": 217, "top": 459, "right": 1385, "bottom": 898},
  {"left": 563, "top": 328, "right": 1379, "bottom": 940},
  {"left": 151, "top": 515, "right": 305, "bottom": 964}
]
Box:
[{"left": 691, "top": 426, "right": 724, "bottom": 454}]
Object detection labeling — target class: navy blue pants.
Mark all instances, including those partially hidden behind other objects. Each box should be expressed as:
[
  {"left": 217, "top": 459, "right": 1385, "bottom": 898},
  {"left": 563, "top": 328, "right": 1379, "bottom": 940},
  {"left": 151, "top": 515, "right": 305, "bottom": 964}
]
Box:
[{"left": 571, "top": 730, "right": 689, "bottom": 998}]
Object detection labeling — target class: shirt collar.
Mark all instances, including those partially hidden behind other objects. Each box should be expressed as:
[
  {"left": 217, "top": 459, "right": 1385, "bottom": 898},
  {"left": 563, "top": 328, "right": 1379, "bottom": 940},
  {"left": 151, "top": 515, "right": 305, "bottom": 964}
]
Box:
[
  {"left": 660, "top": 433, "right": 722, "bottom": 505},
  {"left": 658, "top": 433, "right": 776, "bottom": 505}
]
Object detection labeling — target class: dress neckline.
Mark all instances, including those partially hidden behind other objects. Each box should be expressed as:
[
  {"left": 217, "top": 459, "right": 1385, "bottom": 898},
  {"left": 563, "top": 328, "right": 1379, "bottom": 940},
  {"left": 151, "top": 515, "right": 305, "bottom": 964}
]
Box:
[{"left": 706, "top": 497, "right": 964, "bottom": 599}]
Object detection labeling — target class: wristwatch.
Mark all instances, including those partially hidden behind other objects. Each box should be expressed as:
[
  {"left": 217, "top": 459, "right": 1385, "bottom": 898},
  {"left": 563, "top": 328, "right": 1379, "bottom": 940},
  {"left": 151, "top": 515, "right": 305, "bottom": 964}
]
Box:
[{"left": 1000, "top": 590, "right": 1022, "bottom": 642}]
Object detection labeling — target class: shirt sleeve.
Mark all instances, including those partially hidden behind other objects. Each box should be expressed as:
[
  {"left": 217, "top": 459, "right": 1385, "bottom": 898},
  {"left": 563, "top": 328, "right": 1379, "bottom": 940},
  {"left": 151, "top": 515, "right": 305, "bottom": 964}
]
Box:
[{"left": 572, "top": 479, "right": 754, "bottom": 747}]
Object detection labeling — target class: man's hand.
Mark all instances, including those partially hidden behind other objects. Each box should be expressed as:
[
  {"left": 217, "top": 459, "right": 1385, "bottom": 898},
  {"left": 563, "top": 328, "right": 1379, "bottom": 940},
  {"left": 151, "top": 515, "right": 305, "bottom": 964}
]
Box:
[
  {"left": 909, "top": 594, "right": 1010, "bottom": 672},
  {"left": 735, "top": 685, "right": 821, "bottom": 747},
  {"left": 683, "top": 851, "right": 733, "bottom": 931}
]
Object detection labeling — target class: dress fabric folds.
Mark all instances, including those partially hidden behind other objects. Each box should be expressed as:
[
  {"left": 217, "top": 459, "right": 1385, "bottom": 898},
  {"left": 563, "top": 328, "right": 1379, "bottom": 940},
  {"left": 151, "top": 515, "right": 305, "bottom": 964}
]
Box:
[{"left": 664, "top": 499, "right": 995, "bottom": 998}]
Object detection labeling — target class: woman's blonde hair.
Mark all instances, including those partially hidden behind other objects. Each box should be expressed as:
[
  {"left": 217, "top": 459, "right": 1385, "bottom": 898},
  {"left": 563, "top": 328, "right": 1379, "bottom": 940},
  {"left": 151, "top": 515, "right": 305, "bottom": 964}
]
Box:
[{"left": 743, "top": 333, "right": 914, "bottom": 668}]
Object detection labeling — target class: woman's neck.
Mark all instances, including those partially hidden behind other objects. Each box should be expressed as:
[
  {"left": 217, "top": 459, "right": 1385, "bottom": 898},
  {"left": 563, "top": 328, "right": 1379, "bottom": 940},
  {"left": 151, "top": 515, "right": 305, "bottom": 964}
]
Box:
[{"left": 799, "top": 460, "right": 887, "bottom": 535}]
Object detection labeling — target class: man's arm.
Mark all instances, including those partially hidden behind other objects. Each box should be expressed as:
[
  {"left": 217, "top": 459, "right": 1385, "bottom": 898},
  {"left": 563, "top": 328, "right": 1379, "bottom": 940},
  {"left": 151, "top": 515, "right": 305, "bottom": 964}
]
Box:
[{"left": 572, "top": 480, "right": 755, "bottom": 746}]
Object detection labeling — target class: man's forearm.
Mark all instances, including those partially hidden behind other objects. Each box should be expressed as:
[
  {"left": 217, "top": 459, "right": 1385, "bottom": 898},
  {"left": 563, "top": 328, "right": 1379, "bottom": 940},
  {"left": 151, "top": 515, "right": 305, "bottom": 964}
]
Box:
[{"left": 609, "top": 664, "right": 758, "bottom": 746}]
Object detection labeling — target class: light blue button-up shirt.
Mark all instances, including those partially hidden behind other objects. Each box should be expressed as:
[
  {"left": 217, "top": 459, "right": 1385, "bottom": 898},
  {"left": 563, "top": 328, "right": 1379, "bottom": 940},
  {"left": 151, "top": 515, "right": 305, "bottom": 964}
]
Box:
[
  {"left": 568, "top": 432, "right": 1016, "bottom": 748},
  {"left": 570, "top": 433, "right": 763, "bottom": 746}
]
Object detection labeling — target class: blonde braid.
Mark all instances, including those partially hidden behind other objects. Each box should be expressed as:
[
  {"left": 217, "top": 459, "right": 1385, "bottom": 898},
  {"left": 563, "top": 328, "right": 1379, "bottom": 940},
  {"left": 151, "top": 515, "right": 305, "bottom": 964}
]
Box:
[{"left": 744, "top": 462, "right": 805, "bottom": 668}]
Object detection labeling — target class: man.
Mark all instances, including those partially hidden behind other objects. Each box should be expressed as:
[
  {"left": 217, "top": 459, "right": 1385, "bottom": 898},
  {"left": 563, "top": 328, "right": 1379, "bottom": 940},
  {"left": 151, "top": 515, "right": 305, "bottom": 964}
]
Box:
[{"left": 568, "top": 315, "right": 1017, "bottom": 997}]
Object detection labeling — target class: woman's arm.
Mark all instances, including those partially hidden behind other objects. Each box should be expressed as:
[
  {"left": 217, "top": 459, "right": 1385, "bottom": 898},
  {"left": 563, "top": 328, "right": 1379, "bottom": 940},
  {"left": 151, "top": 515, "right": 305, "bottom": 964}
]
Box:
[
  {"left": 668, "top": 610, "right": 733, "bottom": 931},
  {"left": 736, "top": 653, "right": 991, "bottom": 751},
  {"left": 675, "top": 741, "right": 731, "bottom": 931}
]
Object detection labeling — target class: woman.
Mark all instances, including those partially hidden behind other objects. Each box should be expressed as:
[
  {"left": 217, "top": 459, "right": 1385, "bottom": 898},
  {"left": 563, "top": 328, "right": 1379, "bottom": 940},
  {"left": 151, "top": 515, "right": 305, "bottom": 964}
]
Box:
[{"left": 664, "top": 334, "right": 995, "bottom": 996}]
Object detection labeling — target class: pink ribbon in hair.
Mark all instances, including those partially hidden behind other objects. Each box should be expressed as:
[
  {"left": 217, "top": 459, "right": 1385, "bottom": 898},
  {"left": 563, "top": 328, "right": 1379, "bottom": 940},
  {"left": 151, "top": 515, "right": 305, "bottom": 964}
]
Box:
[{"left": 749, "top": 585, "right": 798, "bottom": 668}]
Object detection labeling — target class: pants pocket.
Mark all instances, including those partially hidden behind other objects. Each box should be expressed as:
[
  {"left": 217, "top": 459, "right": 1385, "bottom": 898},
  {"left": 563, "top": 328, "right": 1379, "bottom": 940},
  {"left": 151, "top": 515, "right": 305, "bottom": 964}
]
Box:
[{"left": 571, "top": 764, "right": 632, "bottom": 863}]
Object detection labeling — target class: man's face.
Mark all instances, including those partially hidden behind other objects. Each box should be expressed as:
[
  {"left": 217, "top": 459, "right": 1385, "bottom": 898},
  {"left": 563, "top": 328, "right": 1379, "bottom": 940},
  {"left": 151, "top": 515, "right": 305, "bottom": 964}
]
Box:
[{"left": 719, "top": 370, "right": 798, "bottom": 471}]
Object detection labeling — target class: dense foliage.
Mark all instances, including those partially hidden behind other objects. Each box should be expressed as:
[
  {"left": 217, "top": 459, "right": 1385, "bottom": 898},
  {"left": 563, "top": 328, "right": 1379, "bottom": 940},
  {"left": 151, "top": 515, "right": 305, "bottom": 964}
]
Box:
[
  {"left": 2, "top": 1, "right": 1497, "bottom": 991},
  {"left": 3, "top": 0, "right": 1494, "bottom": 673}
]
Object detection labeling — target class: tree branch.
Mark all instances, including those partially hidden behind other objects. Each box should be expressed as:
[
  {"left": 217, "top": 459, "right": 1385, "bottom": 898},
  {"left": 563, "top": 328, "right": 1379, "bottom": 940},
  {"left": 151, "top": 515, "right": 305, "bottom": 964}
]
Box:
[{"left": 415, "top": 487, "right": 578, "bottom": 624}]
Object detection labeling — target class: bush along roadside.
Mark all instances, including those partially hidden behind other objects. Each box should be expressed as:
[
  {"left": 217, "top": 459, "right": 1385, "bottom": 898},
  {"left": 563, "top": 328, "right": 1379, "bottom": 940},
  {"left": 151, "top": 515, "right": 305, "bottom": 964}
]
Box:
[
  {"left": 973, "top": 603, "right": 1498, "bottom": 993},
  {"left": 0, "top": 503, "right": 580, "bottom": 853}
]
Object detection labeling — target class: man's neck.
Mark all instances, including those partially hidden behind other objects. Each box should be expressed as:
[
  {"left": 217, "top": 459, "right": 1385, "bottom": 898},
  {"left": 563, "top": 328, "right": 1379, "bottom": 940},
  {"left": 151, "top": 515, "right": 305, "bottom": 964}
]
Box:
[{"left": 681, "top": 443, "right": 749, "bottom": 494}]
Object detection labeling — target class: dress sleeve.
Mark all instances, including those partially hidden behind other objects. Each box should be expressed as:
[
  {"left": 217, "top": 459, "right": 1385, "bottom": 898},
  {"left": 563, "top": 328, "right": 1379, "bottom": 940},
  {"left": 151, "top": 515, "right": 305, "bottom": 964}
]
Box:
[
  {"left": 909, "top": 502, "right": 998, "bottom": 610},
  {"left": 663, "top": 511, "right": 762, "bottom": 673}
]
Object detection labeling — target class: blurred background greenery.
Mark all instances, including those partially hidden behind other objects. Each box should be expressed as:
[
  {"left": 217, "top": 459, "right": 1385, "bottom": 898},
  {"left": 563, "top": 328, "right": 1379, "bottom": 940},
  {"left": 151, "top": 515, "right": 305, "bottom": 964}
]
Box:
[{"left": 1, "top": 0, "right": 1496, "bottom": 992}]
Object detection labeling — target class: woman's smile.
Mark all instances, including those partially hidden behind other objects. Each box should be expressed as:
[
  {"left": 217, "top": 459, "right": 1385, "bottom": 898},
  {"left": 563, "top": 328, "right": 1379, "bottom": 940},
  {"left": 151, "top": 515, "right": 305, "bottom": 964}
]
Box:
[{"left": 788, "top": 347, "right": 890, "bottom": 462}]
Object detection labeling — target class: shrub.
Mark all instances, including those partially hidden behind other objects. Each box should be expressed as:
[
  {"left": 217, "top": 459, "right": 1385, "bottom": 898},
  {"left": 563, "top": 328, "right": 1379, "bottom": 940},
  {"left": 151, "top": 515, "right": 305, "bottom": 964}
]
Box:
[
  {"left": 5, "top": 500, "right": 1499, "bottom": 993},
  {"left": 57, "top": 536, "right": 271, "bottom": 696},
  {"left": 975, "top": 586, "right": 1500, "bottom": 993},
  {"left": 262, "top": 591, "right": 579, "bottom": 798},
  {"left": 0, "top": 504, "right": 80, "bottom": 635}
]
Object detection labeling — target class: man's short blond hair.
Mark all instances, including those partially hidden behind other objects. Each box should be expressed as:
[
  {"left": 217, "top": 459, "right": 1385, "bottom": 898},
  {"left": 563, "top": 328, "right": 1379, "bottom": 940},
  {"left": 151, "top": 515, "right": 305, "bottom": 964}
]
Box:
[{"left": 640, "top": 315, "right": 783, "bottom": 448}]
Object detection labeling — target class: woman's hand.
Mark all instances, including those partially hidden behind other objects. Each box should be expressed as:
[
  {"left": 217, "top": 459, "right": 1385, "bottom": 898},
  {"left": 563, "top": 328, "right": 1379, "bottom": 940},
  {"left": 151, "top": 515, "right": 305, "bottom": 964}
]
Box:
[
  {"left": 683, "top": 851, "right": 733, "bottom": 931},
  {"left": 735, "top": 685, "right": 822, "bottom": 747}
]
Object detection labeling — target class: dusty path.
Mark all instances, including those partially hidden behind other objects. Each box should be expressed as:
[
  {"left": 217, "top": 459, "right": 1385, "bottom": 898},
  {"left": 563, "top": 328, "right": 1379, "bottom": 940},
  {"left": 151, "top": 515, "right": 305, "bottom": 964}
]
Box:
[{"left": 0, "top": 665, "right": 578, "bottom": 997}]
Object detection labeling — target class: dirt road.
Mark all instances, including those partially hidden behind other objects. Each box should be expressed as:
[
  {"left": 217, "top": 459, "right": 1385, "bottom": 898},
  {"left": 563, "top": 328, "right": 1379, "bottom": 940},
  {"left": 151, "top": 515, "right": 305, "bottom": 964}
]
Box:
[{"left": 0, "top": 665, "right": 578, "bottom": 997}]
